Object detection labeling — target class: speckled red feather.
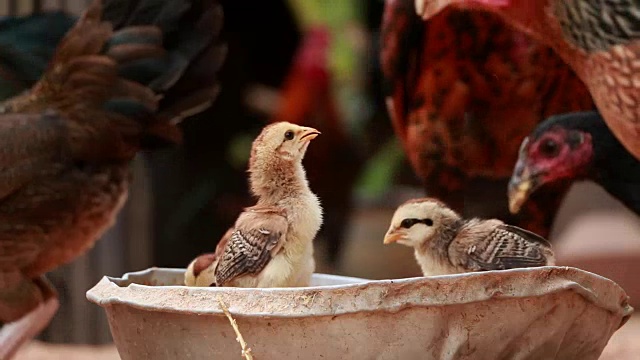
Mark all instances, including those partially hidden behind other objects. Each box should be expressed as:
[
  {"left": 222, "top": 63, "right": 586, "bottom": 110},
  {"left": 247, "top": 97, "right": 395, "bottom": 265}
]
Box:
[
  {"left": 419, "top": 0, "right": 640, "bottom": 160},
  {"left": 381, "top": 0, "right": 594, "bottom": 235}
]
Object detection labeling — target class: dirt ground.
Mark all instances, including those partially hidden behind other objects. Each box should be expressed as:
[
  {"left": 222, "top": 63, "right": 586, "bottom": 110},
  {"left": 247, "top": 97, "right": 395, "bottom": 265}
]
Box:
[
  {"left": 13, "top": 316, "right": 640, "bottom": 359},
  {"left": 15, "top": 341, "right": 119, "bottom": 360},
  {"left": 599, "top": 317, "right": 640, "bottom": 360}
]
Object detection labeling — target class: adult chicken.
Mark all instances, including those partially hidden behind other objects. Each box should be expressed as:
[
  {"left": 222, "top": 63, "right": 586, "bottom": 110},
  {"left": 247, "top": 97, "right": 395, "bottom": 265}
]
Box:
[
  {"left": 508, "top": 111, "right": 640, "bottom": 235},
  {"left": 416, "top": 0, "right": 640, "bottom": 161},
  {"left": 0, "top": 0, "right": 225, "bottom": 357},
  {"left": 380, "top": 0, "right": 593, "bottom": 236}
]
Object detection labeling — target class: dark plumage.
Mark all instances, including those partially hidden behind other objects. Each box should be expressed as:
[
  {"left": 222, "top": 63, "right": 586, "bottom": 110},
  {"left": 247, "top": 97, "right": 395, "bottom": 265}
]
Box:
[
  {"left": 508, "top": 111, "right": 640, "bottom": 231},
  {"left": 554, "top": 0, "right": 640, "bottom": 52},
  {"left": 0, "top": 0, "right": 225, "bottom": 357},
  {"left": 0, "top": 12, "right": 76, "bottom": 99},
  {"left": 415, "top": 0, "right": 640, "bottom": 160},
  {"left": 381, "top": 0, "right": 594, "bottom": 239}
]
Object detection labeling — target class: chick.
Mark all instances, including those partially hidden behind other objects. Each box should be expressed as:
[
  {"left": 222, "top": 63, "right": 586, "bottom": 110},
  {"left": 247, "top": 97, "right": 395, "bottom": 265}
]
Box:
[
  {"left": 184, "top": 228, "right": 232, "bottom": 286},
  {"left": 210, "top": 122, "right": 323, "bottom": 288},
  {"left": 383, "top": 198, "right": 555, "bottom": 276}
]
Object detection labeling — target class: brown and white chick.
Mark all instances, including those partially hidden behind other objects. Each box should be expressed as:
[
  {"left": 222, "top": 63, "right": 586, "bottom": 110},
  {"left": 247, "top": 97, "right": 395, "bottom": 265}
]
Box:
[
  {"left": 210, "top": 122, "right": 323, "bottom": 288},
  {"left": 383, "top": 198, "right": 555, "bottom": 276}
]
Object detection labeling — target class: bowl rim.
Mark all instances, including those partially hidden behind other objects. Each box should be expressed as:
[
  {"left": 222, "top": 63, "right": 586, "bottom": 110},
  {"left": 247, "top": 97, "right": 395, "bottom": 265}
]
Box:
[{"left": 86, "top": 266, "right": 634, "bottom": 323}]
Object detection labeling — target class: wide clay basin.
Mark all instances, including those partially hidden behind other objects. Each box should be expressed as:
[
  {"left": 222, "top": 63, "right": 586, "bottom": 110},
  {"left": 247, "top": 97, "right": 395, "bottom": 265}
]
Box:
[{"left": 86, "top": 266, "right": 633, "bottom": 360}]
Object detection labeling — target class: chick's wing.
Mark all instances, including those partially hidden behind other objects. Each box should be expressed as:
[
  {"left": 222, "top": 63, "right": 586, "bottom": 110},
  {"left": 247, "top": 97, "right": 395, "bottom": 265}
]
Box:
[{"left": 214, "top": 206, "right": 288, "bottom": 285}]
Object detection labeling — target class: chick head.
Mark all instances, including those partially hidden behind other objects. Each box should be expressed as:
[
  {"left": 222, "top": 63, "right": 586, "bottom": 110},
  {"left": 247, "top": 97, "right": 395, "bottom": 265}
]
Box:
[
  {"left": 383, "top": 198, "right": 460, "bottom": 248},
  {"left": 250, "top": 122, "right": 320, "bottom": 165}
]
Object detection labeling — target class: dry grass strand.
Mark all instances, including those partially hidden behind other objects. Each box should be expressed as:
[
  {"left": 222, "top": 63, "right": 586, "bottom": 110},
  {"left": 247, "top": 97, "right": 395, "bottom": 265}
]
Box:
[{"left": 218, "top": 298, "right": 254, "bottom": 360}]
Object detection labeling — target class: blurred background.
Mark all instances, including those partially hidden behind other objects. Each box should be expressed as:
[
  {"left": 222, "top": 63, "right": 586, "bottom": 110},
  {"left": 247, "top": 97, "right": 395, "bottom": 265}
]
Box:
[{"left": 0, "top": 0, "right": 638, "bottom": 358}]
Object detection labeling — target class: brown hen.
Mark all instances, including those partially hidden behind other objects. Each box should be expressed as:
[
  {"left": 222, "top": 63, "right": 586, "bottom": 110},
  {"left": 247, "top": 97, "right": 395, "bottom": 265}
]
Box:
[
  {"left": 380, "top": 0, "right": 594, "bottom": 236},
  {"left": 417, "top": 0, "right": 640, "bottom": 161},
  {"left": 0, "top": 0, "right": 225, "bottom": 357}
]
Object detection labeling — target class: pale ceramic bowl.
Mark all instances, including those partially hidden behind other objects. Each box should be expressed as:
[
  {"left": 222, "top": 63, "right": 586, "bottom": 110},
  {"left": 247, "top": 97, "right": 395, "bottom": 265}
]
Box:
[{"left": 87, "top": 266, "right": 633, "bottom": 360}]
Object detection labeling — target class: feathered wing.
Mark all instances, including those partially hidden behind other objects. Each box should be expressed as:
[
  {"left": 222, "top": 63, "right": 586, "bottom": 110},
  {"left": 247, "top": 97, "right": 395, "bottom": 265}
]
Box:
[
  {"left": 381, "top": 0, "right": 594, "bottom": 238},
  {"left": 214, "top": 207, "right": 288, "bottom": 286},
  {"left": 0, "top": 12, "right": 77, "bottom": 98},
  {"left": 1, "top": 0, "right": 226, "bottom": 154},
  {"left": 0, "top": 113, "right": 68, "bottom": 201},
  {"left": 0, "top": 0, "right": 225, "bottom": 271},
  {"left": 452, "top": 220, "right": 555, "bottom": 271},
  {"left": 0, "top": 0, "right": 225, "bottom": 338}
]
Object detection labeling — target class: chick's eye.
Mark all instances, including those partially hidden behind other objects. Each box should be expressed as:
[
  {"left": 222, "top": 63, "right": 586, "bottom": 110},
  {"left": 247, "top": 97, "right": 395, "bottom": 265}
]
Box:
[
  {"left": 400, "top": 219, "right": 417, "bottom": 228},
  {"left": 539, "top": 138, "right": 559, "bottom": 157},
  {"left": 424, "top": 218, "right": 434, "bottom": 226},
  {"left": 284, "top": 130, "right": 294, "bottom": 141}
]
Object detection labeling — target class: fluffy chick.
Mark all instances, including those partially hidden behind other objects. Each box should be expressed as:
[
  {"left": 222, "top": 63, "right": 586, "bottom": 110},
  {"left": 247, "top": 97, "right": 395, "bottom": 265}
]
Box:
[
  {"left": 210, "top": 122, "right": 323, "bottom": 288},
  {"left": 383, "top": 198, "right": 555, "bottom": 276}
]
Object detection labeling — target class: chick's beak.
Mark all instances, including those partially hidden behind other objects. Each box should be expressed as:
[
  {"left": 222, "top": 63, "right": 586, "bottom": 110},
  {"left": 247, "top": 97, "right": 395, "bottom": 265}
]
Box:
[
  {"left": 299, "top": 127, "right": 321, "bottom": 142},
  {"left": 383, "top": 229, "right": 404, "bottom": 245},
  {"left": 507, "top": 163, "right": 541, "bottom": 214}
]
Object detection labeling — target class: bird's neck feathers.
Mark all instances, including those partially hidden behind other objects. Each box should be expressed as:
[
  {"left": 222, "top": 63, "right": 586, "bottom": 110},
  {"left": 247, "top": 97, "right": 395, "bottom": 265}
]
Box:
[
  {"left": 580, "top": 124, "right": 640, "bottom": 214},
  {"left": 249, "top": 155, "right": 311, "bottom": 205},
  {"left": 544, "top": 113, "right": 639, "bottom": 186},
  {"left": 418, "top": 216, "right": 463, "bottom": 260},
  {"left": 592, "top": 155, "right": 640, "bottom": 215},
  {"left": 412, "top": 216, "right": 463, "bottom": 276}
]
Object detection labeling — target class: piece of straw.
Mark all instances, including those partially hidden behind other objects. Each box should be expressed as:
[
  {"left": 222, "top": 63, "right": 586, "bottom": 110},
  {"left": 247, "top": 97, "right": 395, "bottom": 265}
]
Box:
[{"left": 218, "top": 298, "right": 254, "bottom": 360}]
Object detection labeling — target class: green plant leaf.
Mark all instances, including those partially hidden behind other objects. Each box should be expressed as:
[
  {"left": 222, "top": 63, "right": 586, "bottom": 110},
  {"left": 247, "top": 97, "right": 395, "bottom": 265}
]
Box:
[{"left": 355, "top": 138, "right": 405, "bottom": 198}]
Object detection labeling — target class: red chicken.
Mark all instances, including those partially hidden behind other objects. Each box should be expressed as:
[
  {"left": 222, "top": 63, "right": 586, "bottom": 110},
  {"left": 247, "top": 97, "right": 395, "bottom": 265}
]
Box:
[
  {"left": 416, "top": 0, "right": 640, "bottom": 161},
  {"left": 508, "top": 111, "right": 640, "bottom": 236},
  {"left": 0, "top": 0, "right": 225, "bottom": 357},
  {"left": 380, "top": 0, "right": 594, "bottom": 236}
]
